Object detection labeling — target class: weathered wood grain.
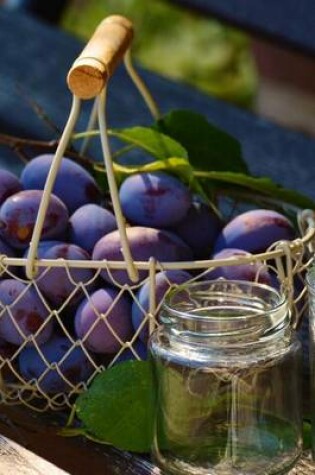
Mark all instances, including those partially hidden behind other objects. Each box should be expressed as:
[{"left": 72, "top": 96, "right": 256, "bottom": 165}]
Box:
[
  {"left": 0, "top": 435, "right": 69, "bottom": 475},
  {"left": 0, "top": 405, "right": 160, "bottom": 475}
]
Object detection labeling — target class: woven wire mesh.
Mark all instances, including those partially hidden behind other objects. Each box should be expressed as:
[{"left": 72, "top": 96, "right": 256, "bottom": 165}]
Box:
[
  {"left": 0, "top": 89, "right": 314, "bottom": 411},
  {"left": 0, "top": 219, "right": 313, "bottom": 411}
]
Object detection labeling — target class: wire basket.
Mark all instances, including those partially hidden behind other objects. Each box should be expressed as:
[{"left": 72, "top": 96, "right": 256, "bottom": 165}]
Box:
[{"left": 0, "top": 15, "right": 314, "bottom": 412}]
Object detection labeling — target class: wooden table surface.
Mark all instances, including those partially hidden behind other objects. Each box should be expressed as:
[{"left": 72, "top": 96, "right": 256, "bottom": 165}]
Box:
[
  {"left": 0, "top": 405, "right": 160, "bottom": 475},
  {"left": 0, "top": 403, "right": 314, "bottom": 475},
  {"left": 1, "top": 6, "right": 315, "bottom": 474}
]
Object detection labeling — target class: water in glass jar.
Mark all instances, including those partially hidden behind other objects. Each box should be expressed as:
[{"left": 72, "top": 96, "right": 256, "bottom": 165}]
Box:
[
  {"left": 152, "top": 355, "right": 300, "bottom": 474},
  {"left": 150, "top": 281, "right": 302, "bottom": 475}
]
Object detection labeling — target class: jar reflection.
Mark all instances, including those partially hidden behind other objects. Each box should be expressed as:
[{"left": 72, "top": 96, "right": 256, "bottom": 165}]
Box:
[
  {"left": 306, "top": 268, "right": 315, "bottom": 460},
  {"left": 150, "top": 280, "right": 302, "bottom": 475}
]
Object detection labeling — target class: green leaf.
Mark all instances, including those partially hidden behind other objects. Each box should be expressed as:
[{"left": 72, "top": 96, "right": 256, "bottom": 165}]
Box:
[
  {"left": 303, "top": 420, "right": 312, "bottom": 450},
  {"left": 157, "top": 109, "right": 248, "bottom": 174},
  {"left": 109, "top": 126, "right": 188, "bottom": 160},
  {"left": 75, "top": 361, "right": 154, "bottom": 453},
  {"left": 111, "top": 157, "right": 214, "bottom": 207},
  {"left": 194, "top": 170, "right": 315, "bottom": 210},
  {"left": 112, "top": 157, "right": 194, "bottom": 185}
]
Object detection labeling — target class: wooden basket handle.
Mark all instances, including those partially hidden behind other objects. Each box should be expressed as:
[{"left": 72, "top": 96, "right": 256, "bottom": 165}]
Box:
[{"left": 67, "top": 15, "right": 134, "bottom": 99}]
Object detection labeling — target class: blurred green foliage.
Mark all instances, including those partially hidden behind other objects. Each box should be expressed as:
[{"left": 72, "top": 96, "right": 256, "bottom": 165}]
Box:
[{"left": 62, "top": 0, "right": 258, "bottom": 107}]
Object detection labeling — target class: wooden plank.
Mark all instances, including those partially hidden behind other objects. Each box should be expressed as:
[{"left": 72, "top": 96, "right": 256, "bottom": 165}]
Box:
[
  {"left": 170, "top": 0, "right": 315, "bottom": 56},
  {"left": 0, "top": 435, "right": 69, "bottom": 475},
  {"left": 1, "top": 9, "right": 315, "bottom": 205},
  {"left": 291, "top": 456, "right": 315, "bottom": 474},
  {"left": 0, "top": 405, "right": 160, "bottom": 475},
  {"left": 0, "top": 404, "right": 313, "bottom": 474}
]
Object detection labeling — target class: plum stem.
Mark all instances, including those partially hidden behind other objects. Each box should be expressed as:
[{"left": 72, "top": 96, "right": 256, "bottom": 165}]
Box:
[{"left": 0, "top": 133, "right": 96, "bottom": 172}]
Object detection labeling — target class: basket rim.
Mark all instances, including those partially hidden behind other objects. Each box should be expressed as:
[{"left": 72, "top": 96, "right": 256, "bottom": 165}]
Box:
[{"left": 1, "top": 225, "right": 314, "bottom": 272}]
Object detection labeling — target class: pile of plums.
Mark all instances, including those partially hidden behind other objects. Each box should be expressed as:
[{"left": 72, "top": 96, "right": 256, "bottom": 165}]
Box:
[{"left": 0, "top": 154, "right": 296, "bottom": 394}]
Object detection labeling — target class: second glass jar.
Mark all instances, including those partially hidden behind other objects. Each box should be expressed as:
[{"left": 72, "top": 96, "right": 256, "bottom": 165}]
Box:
[{"left": 150, "top": 280, "right": 302, "bottom": 475}]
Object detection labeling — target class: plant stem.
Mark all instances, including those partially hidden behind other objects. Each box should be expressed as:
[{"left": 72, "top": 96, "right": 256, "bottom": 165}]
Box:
[
  {"left": 0, "top": 132, "right": 59, "bottom": 150},
  {"left": 112, "top": 144, "right": 136, "bottom": 160},
  {"left": 0, "top": 133, "right": 96, "bottom": 172},
  {"left": 71, "top": 130, "right": 100, "bottom": 141}
]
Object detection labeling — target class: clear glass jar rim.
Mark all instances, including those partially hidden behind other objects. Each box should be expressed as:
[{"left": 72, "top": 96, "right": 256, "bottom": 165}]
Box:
[
  {"left": 162, "top": 279, "right": 288, "bottom": 335},
  {"left": 306, "top": 266, "right": 315, "bottom": 293}
]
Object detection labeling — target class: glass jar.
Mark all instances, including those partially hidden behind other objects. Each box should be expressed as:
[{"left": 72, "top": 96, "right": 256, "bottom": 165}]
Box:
[
  {"left": 149, "top": 280, "right": 302, "bottom": 475},
  {"left": 307, "top": 267, "right": 315, "bottom": 459}
]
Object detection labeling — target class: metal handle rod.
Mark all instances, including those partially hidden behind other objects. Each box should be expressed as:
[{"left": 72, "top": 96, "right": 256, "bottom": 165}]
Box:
[
  {"left": 25, "top": 95, "right": 81, "bottom": 280},
  {"left": 98, "top": 88, "right": 138, "bottom": 282}
]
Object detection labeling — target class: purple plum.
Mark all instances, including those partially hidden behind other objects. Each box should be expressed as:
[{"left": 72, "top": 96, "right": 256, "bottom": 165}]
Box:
[
  {"left": 0, "top": 190, "right": 69, "bottom": 249},
  {"left": 132, "top": 269, "right": 192, "bottom": 342},
  {"left": 21, "top": 154, "right": 102, "bottom": 213},
  {"left": 36, "top": 243, "right": 94, "bottom": 307},
  {"left": 0, "top": 169, "right": 22, "bottom": 205},
  {"left": 119, "top": 172, "right": 192, "bottom": 227},
  {"left": 170, "top": 196, "right": 222, "bottom": 258},
  {"left": 75, "top": 287, "right": 133, "bottom": 354},
  {"left": 214, "top": 209, "right": 295, "bottom": 254},
  {"left": 0, "top": 279, "right": 53, "bottom": 346},
  {"left": 92, "top": 226, "right": 193, "bottom": 285},
  {"left": 205, "top": 248, "right": 272, "bottom": 284},
  {"left": 18, "top": 336, "right": 94, "bottom": 393},
  {"left": 69, "top": 204, "right": 117, "bottom": 253}
]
